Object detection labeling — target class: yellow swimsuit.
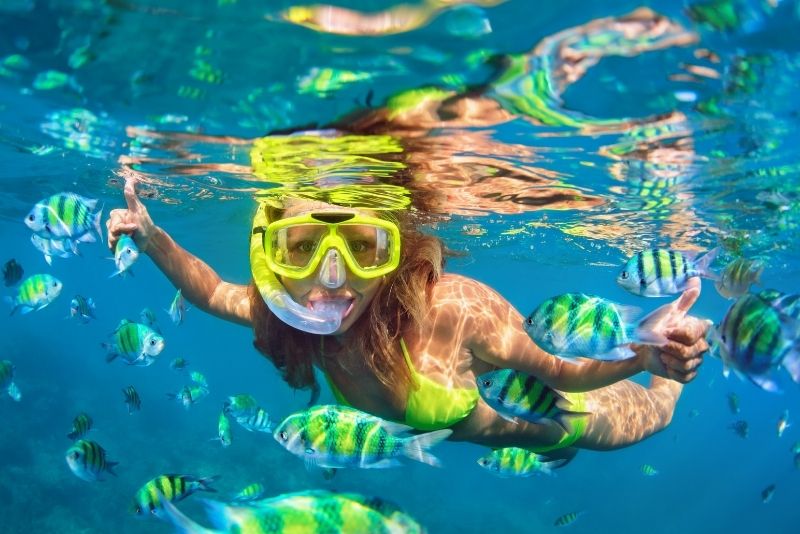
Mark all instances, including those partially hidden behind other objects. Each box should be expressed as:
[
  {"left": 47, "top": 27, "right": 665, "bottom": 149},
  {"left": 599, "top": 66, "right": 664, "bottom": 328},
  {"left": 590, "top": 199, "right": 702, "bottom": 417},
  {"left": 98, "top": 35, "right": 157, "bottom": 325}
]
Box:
[{"left": 323, "top": 339, "right": 588, "bottom": 452}]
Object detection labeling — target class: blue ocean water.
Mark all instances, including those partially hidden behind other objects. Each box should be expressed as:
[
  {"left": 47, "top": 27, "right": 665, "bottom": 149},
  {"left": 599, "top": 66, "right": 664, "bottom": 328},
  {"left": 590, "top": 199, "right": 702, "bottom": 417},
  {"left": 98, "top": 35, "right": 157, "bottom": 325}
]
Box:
[{"left": 2, "top": 0, "right": 800, "bottom": 532}]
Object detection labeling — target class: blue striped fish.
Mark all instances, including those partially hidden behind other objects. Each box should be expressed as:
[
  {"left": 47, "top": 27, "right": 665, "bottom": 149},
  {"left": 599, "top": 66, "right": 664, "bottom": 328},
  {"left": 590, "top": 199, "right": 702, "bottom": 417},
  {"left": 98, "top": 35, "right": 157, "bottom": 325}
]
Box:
[
  {"left": 232, "top": 482, "right": 266, "bottom": 502},
  {"left": 274, "top": 405, "right": 452, "bottom": 469},
  {"left": 110, "top": 234, "right": 139, "bottom": 278},
  {"left": 65, "top": 439, "right": 118, "bottom": 481},
  {"left": 69, "top": 295, "right": 96, "bottom": 323},
  {"left": 123, "top": 385, "right": 141, "bottom": 413},
  {"left": 103, "top": 320, "right": 165, "bottom": 366},
  {"left": 617, "top": 248, "right": 718, "bottom": 297},
  {"left": 168, "top": 385, "right": 209, "bottom": 410},
  {"left": 67, "top": 412, "right": 92, "bottom": 440},
  {"left": 710, "top": 294, "right": 800, "bottom": 392},
  {"left": 5, "top": 274, "right": 62, "bottom": 315},
  {"left": 167, "top": 289, "right": 186, "bottom": 325},
  {"left": 0, "top": 360, "right": 21, "bottom": 402},
  {"left": 24, "top": 192, "right": 102, "bottom": 243},
  {"left": 477, "top": 447, "right": 564, "bottom": 477},
  {"left": 236, "top": 406, "right": 273, "bottom": 433},
  {"left": 554, "top": 511, "right": 585, "bottom": 527},
  {"left": 131, "top": 474, "right": 218, "bottom": 516},
  {"left": 476, "top": 369, "right": 589, "bottom": 431},
  {"left": 214, "top": 411, "right": 232, "bottom": 448}
]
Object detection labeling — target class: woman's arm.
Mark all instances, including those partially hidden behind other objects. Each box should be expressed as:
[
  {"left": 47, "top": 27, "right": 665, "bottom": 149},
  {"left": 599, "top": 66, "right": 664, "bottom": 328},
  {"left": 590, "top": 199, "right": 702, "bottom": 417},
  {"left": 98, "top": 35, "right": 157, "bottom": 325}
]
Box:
[
  {"left": 455, "top": 275, "right": 708, "bottom": 392},
  {"left": 106, "top": 175, "right": 252, "bottom": 327}
]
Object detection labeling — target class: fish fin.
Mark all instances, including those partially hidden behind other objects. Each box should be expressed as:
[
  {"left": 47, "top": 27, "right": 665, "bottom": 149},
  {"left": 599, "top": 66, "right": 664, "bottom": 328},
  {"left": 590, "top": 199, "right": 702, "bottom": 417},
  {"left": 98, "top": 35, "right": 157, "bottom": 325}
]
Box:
[
  {"left": 106, "top": 461, "right": 119, "bottom": 477},
  {"left": 197, "top": 475, "right": 220, "bottom": 493},
  {"left": 781, "top": 343, "right": 800, "bottom": 385},
  {"left": 594, "top": 346, "right": 636, "bottom": 361},
  {"left": 694, "top": 247, "right": 720, "bottom": 281},
  {"left": 749, "top": 374, "right": 782, "bottom": 393},
  {"left": 4, "top": 296, "right": 17, "bottom": 315},
  {"left": 20, "top": 305, "right": 35, "bottom": 315},
  {"left": 155, "top": 492, "right": 217, "bottom": 534},
  {"left": 402, "top": 428, "right": 452, "bottom": 467},
  {"left": 93, "top": 207, "right": 104, "bottom": 244},
  {"left": 369, "top": 459, "right": 402, "bottom": 469},
  {"left": 631, "top": 305, "right": 671, "bottom": 346},
  {"left": 614, "top": 303, "right": 643, "bottom": 326},
  {"left": 87, "top": 298, "right": 95, "bottom": 309},
  {"left": 7, "top": 382, "right": 21, "bottom": 401},
  {"left": 377, "top": 420, "right": 415, "bottom": 435},
  {"left": 44, "top": 254, "right": 53, "bottom": 266}
]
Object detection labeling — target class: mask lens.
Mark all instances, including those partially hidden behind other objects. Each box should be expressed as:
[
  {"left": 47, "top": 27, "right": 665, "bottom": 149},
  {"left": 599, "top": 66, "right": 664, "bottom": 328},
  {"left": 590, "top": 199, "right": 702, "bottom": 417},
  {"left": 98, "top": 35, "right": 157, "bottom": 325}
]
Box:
[
  {"left": 338, "top": 224, "right": 391, "bottom": 269},
  {"left": 272, "top": 224, "right": 327, "bottom": 269}
]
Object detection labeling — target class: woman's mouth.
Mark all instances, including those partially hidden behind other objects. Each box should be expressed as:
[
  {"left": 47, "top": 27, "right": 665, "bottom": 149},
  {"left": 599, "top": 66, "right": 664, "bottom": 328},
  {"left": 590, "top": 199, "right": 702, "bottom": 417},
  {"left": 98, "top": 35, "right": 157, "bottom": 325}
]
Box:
[{"left": 308, "top": 297, "right": 355, "bottom": 319}]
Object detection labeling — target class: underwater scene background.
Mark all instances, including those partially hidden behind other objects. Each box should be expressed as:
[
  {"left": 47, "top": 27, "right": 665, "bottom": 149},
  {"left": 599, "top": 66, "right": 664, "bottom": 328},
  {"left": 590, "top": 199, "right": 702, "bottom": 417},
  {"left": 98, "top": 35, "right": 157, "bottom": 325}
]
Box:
[{"left": 2, "top": 0, "right": 800, "bottom": 532}]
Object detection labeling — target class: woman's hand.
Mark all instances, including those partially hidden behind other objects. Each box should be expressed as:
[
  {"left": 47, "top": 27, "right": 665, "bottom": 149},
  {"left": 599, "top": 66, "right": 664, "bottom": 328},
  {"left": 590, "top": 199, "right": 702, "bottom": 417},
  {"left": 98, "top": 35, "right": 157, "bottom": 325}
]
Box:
[
  {"left": 632, "top": 277, "right": 710, "bottom": 384},
  {"left": 106, "top": 176, "right": 156, "bottom": 253}
]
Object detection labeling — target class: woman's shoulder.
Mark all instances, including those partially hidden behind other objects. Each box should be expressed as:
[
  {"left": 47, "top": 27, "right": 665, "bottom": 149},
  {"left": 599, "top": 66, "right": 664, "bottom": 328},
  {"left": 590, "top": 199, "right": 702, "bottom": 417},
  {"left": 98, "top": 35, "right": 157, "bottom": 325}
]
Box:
[{"left": 432, "top": 274, "right": 508, "bottom": 306}]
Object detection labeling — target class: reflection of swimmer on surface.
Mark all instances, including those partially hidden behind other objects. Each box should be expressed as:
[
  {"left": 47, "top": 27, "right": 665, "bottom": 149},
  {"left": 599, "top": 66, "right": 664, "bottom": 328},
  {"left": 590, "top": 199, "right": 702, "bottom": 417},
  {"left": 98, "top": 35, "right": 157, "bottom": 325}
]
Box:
[{"left": 107, "top": 175, "right": 709, "bottom": 456}]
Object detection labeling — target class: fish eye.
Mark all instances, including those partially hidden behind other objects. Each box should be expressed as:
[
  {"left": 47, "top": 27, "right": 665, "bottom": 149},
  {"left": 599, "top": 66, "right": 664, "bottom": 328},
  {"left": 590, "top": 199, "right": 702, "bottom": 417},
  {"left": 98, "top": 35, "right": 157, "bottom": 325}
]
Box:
[
  {"left": 150, "top": 339, "right": 156, "bottom": 346},
  {"left": 478, "top": 459, "right": 489, "bottom": 466},
  {"left": 279, "top": 431, "right": 288, "bottom": 441},
  {"left": 482, "top": 379, "right": 492, "bottom": 388},
  {"left": 620, "top": 271, "right": 629, "bottom": 279},
  {"left": 27, "top": 214, "right": 34, "bottom": 221},
  {"left": 525, "top": 317, "right": 533, "bottom": 325},
  {"left": 71, "top": 452, "right": 80, "bottom": 460}
]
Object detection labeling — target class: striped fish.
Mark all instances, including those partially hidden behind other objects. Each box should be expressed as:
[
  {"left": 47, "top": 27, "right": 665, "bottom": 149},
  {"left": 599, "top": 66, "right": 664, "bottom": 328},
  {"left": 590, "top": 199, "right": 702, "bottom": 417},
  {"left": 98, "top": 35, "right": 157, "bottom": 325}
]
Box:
[
  {"left": 110, "top": 234, "right": 139, "bottom": 278},
  {"left": 167, "top": 289, "right": 186, "bottom": 325},
  {"left": 65, "top": 439, "right": 118, "bottom": 481},
  {"left": 477, "top": 447, "right": 564, "bottom": 477},
  {"left": 0, "top": 360, "right": 21, "bottom": 401},
  {"left": 236, "top": 407, "right": 273, "bottom": 433},
  {"left": 524, "top": 293, "right": 665, "bottom": 360},
  {"left": 189, "top": 371, "right": 207, "bottom": 387},
  {"left": 617, "top": 248, "right": 719, "bottom": 297},
  {"left": 641, "top": 464, "right": 659, "bottom": 476},
  {"left": 232, "top": 482, "right": 266, "bottom": 502},
  {"left": 130, "top": 474, "right": 219, "bottom": 516},
  {"left": 273, "top": 405, "right": 452, "bottom": 469},
  {"left": 24, "top": 192, "right": 102, "bottom": 242},
  {"left": 715, "top": 257, "right": 763, "bottom": 299},
  {"left": 214, "top": 411, "right": 232, "bottom": 448},
  {"left": 123, "top": 385, "right": 142, "bottom": 414},
  {"left": 224, "top": 394, "right": 259, "bottom": 420},
  {"left": 30, "top": 234, "right": 74, "bottom": 264},
  {"left": 103, "top": 320, "right": 164, "bottom": 366},
  {"left": 169, "top": 357, "right": 189, "bottom": 372},
  {"left": 476, "top": 369, "right": 589, "bottom": 431},
  {"left": 168, "top": 385, "right": 209, "bottom": 410},
  {"left": 69, "top": 295, "right": 96, "bottom": 323},
  {"left": 156, "top": 489, "right": 423, "bottom": 534},
  {"left": 67, "top": 412, "right": 92, "bottom": 440},
  {"left": 554, "top": 511, "right": 584, "bottom": 527},
  {"left": 710, "top": 294, "right": 800, "bottom": 392},
  {"left": 5, "top": 274, "right": 62, "bottom": 315}
]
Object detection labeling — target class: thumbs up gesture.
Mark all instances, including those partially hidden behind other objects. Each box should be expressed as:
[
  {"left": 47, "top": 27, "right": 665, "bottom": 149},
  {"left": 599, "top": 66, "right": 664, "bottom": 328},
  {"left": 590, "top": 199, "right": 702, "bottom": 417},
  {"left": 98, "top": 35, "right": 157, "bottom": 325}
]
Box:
[{"left": 106, "top": 174, "right": 157, "bottom": 254}]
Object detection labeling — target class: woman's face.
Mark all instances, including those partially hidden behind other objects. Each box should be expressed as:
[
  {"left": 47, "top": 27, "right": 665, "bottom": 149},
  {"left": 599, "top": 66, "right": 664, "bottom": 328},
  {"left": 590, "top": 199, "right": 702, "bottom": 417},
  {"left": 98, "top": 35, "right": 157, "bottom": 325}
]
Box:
[{"left": 278, "top": 203, "right": 386, "bottom": 334}]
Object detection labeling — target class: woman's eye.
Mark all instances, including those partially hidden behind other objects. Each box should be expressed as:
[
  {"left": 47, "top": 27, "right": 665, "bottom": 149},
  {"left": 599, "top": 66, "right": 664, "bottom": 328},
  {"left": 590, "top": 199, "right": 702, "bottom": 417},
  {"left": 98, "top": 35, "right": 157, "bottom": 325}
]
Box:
[
  {"left": 347, "top": 240, "right": 372, "bottom": 254},
  {"left": 294, "top": 241, "right": 315, "bottom": 253}
]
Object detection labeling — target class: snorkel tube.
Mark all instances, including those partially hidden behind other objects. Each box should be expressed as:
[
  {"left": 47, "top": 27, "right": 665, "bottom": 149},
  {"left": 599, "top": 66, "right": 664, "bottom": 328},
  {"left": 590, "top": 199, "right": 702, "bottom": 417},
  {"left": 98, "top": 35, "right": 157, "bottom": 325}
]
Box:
[{"left": 250, "top": 203, "right": 342, "bottom": 335}]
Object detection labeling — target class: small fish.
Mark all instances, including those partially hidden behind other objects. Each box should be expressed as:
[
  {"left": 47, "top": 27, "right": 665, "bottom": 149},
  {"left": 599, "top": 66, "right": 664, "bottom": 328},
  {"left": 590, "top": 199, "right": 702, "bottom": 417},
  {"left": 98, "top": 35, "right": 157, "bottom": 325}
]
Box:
[
  {"left": 641, "top": 464, "right": 659, "bottom": 476},
  {"left": 0, "top": 360, "right": 21, "bottom": 401},
  {"left": 189, "top": 371, "right": 207, "bottom": 387},
  {"left": 123, "top": 385, "right": 142, "bottom": 414},
  {"left": 168, "top": 385, "right": 209, "bottom": 410},
  {"left": 730, "top": 420, "right": 749, "bottom": 439},
  {"left": 617, "top": 248, "right": 719, "bottom": 297},
  {"left": 727, "top": 392, "right": 740, "bottom": 414},
  {"left": 67, "top": 412, "right": 92, "bottom": 440},
  {"left": 155, "top": 489, "right": 423, "bottom": 533},
  {"left": 792, "top": 441, "right": 800, "bottom": 454},
  {"left": 110, "top": 234, "right": 138, "bottom": 278},
  {"left": 476, "top": 447, "right": 564, "bottom": 477},
  {"left": 777, "top": 410, "right": 790, "bottom": 438},
  {"left": 274, "top": 405, "right": 452, "bottom": 469},
  {"left": 139, "top": 307, "right": 161, "bottom": 334},
  {"left": 30, "top": 234, "right": 74, "bottom": 264},
  {"left": 103, "top": 320, "right": 165, "bottom": 366},
  {"left": 169, "top": 357, "right": 188, "bottom": 371},
  {"left": 236, "top": 407, "right": 273, "bottom": 433},
  {"left": 710, "top": 294, "right": 800, "bottom": 392},
  {"left": 476, "top": 369, "right": 589, "bottom": 431},
  {"left": 232, "top": 482, "right": 266, "bottom": 502},
  {"left": 715, "top": 257, "right": 764, "bottom": 299},
  {"left": 69, "top": 295, "right": 96, "bottom": 323},
  {"left": 65, "top": 439, "right": 118, "bottom": 481},
  {"left": 224, "top": 394, "right": 259, "bottom": 420},
  {"left": 761, "top": 484, "right": 776, "bottom": 503},
  {"left": 214, "top": 411, "right": 232, "bottom": 448},
  {"left": 688, "top": 408, "right": 700, "bottom": 418},
  {"left": 2, "top": 259, "right": 23, "bottom": 286},
  {"left": 167, "top": 289, "right": 186, "bottom": 325},
  {"left": 5, "top": 273, "right": 62, "bottom": 315},
  {"left": 524, "top": 293, "right": 666, "bottom": 359},
  {"left": 25, "top": 192, "right": 102, "bottom": 243},
  {"left": 130, "top": 474, "right": 219, "bottom": 516},
  {"left": 554, "top": 511, "right": 584, "bottom": 527}
]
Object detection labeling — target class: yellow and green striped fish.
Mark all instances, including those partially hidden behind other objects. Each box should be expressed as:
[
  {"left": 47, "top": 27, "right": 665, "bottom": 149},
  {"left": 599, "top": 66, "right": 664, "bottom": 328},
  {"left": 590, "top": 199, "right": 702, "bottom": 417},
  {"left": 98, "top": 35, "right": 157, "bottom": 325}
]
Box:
[
  {"left": 6, "top": 273, "right": 62, "bottom": 315},
  {"left": 67, "top": 412, "right": 92, "bottom": 440},
  {"left": 123, "top": 385, "right": 141, "bottom": 413},
  {"left": 554, "top": 511, "right": 585, "bottom": 527},
  {"left": 214, "top": 411, "right": 232, "bottom": 448},
  {"left": 477, "top": 447, "right": 564, "bottom": 477},
  {"left": 130, "top": 474, "right": 219, "bottom": 516},
  {"left": 273, "top": 405, "right": 451, "bottom": 469},
  {"left": 157, "top": 489, "right": 423, "bottom": 534},
  {"left": 232, "top": 482, "right": 266, "bottom": 502},
  {"left": 0, "top": 360, "right": 21, "bottom": 401},
  {"left": 103, "top": 320, "right": 164, "bottom": 366},
  {"left": 617, "top": 248, "right": 719, "bottom": 297},
  {"left": 24, "top": 192, "right": 102, "bottom": 242},
  {"left": 65, "top": 439, "right": 118, "bottom": 481},
  {"left": 476, "top": 369, "right": 589, "bottom": 431}
]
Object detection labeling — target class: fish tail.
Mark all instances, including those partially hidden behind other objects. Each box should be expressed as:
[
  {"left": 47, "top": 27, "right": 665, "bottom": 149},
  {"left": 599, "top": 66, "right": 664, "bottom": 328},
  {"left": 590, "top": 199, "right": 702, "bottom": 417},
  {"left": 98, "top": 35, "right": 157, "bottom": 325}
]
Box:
[
  {"left": 196, "top": 475, "right": 220, "bottom": 493},
  {"left": 630, "top": 307, "right": 670, "bottom": 347},
  {"left": 7, "top": 382, "right": 21, "bottom": 401},
  {"left": 4, "top": 296, "right": 18, "bottom": 316},
  {"left": 402, "top": 429, "right": 452, "bottom": 467},
  {"left": 93, "top": 206, "right": 104, "bottom": 244},
  {"left": 154, "top": 492, "right": 217, "bottom": 534},
  {"left": 782, "top": 344, "right": 800, "bottom": 385},
  {"left": 106, "top": 461, "right": 119, "bottom": 477},
  {"left": 694, "top": 247, "right": 720, "bottom": 281}
]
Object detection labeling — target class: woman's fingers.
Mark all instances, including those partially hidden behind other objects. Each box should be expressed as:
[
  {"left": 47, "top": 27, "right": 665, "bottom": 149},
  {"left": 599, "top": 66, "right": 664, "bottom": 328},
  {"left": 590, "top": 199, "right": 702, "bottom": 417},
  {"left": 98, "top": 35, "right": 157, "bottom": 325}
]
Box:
[
  {"left": 123, "top": 175, "right": 144, "bottom": 213},
  {"left": 665, "top": 317, "right": 711, "bottom": 345},
  {"left": 673, "top": 282, "right": 700, "bottom": 315}
]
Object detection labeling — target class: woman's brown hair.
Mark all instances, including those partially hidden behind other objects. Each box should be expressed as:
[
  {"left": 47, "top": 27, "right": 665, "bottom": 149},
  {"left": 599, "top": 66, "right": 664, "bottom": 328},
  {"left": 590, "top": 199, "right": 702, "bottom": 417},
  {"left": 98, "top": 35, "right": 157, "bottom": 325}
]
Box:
[{"left": 250, "top": 207, "right": 444, "bottom": 394}]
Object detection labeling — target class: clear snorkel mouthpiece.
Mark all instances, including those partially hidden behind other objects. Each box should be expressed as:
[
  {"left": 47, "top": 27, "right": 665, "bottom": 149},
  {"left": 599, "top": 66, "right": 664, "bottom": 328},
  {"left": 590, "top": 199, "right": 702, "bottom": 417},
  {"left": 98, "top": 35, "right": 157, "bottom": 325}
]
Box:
[{"left": 318, "top": 248, "right": 346, "bottom": 289}]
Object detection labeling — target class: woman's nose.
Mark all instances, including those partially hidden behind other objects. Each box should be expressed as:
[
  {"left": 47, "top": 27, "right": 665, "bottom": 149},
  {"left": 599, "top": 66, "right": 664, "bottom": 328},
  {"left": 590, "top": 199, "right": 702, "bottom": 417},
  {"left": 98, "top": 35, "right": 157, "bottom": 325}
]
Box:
[{"left": 317, "top": 248, "right": 346, "bottom": 288}]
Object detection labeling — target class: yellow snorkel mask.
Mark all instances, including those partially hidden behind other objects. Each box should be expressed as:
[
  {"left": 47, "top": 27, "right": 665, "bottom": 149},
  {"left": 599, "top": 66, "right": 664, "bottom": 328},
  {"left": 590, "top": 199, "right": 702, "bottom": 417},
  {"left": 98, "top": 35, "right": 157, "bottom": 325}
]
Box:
[{"left": 250, "top": 202, "right": 402, "bottom": 334}]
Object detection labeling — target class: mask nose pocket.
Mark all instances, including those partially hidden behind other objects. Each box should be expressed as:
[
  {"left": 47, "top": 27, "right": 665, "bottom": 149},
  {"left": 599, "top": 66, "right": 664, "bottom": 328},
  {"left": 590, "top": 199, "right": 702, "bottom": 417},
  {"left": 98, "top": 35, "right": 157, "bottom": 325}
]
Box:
[{"left": 318, "top": 248, "right": 346, "bottom": 288}]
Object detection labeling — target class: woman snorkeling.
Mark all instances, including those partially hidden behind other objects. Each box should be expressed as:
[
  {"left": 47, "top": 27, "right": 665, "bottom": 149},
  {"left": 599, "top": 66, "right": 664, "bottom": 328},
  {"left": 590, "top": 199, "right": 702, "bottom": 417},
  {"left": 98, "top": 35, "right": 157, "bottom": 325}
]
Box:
[{"left": 107, "top": 175, "right": 708, "bottom": 456}]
